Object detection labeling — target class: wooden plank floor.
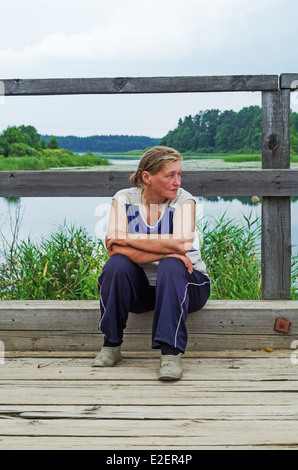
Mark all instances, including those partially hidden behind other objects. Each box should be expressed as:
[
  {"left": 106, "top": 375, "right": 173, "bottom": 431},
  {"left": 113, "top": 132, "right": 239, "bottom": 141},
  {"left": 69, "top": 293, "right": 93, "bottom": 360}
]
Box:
[{"left": 0, "top": 350, "right": 298, "bottom": 450}]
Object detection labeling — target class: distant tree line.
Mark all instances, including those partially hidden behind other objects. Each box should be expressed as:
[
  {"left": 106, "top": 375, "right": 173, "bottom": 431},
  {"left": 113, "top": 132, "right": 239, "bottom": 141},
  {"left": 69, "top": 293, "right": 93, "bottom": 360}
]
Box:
[
  {"left": 3, "top": 106, "right": 298, "bottom": 159},
  {"left": 160, "top": 106, "right": 298, "bottom": 154},
  {"left": 41, "top": 134, "right": 160, "bottom": 153}
]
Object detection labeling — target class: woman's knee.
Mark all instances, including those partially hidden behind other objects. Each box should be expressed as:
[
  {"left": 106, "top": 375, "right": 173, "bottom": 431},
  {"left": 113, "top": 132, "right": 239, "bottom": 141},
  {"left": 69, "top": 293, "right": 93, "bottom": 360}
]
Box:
[
  {"left": 98, "top": 254, "right": 140, "bottom": 284},
  {"left": 104, "top": 254, "right": 133, "bottom": 269},
  {"left": 157, "top": 256, "right": 186, "bottom": 278}
]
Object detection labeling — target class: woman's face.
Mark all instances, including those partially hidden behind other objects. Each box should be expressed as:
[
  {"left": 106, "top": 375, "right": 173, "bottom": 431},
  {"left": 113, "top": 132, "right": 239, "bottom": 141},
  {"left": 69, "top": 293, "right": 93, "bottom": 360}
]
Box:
[{"left": 144, "top": 160, "right": 182, "bottom": 201}]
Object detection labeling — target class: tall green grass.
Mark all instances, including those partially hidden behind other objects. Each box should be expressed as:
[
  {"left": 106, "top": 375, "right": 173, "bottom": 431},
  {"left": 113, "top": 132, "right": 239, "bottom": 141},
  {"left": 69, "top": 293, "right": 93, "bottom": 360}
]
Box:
[
  {"left": 0, "top": 223, "right": 109, "bottom": 300},
  {"left": 201, "top": 213, "right": 262, "bottom": 299},
  {"left": 0, "top": 150, "right": 109, "bottom": 171},
  {"left": 222, "top": 154, "right": 261, "bottom": 163},
  {"left": 0, "top": 216, "right": 297, "bottom": 300},
  {"left": 222, "top": 154, "right": 298, "bottom": 163},
  {"left": 201, "top": 213, "right": 298, "bottom": 300}
]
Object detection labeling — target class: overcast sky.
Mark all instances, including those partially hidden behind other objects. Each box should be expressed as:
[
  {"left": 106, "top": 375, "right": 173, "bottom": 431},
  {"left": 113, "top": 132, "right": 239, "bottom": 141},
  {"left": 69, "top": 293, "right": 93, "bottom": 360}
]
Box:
[{"left": 0, "top": 0, "right": 297, "bottom": 138}]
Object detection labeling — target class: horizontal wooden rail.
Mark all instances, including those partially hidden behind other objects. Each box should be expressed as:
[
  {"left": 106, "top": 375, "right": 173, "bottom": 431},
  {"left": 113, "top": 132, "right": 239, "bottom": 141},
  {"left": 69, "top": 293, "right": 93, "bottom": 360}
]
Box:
[
  {"left": 1, "top": 75, "right": 278, "bottom": 96},
  {"left": 1, "top": 300, "right": 298, "bottom": 351},
  {"left": 280, "top": 73, "right": 298, "bottom": 89},
  {"left": 0, "top": 169, "right": 298, "bottom": 197}
]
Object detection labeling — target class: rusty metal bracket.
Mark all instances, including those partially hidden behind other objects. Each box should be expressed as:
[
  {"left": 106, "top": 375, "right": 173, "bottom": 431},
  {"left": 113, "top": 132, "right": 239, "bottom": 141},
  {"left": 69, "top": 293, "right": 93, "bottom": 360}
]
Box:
[{"left": 274, "top": 318, "right": 291, "bottom": 334}]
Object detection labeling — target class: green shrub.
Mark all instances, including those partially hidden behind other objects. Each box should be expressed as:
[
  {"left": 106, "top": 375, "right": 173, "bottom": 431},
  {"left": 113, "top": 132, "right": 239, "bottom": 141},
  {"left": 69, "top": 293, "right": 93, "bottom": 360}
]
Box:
[{"left": 9, "top": 143, "right": 40, "bottom": 158}]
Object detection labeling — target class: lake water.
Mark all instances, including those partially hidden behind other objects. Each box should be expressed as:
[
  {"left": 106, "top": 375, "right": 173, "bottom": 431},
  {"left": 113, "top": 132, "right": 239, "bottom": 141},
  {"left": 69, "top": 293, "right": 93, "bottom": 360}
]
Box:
[
  {"left": 1, "top": 158, "right": 298, "bottom": 255},
  {"left": 1, "top": 195, "right": 298, "bottom": 255}
]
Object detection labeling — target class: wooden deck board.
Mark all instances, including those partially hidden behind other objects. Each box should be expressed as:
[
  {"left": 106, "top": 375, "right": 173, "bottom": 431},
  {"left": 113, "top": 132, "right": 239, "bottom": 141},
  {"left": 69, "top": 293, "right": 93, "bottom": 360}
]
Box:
[{"left": 0, "top": 350, "right": 298, "bottom": 450}]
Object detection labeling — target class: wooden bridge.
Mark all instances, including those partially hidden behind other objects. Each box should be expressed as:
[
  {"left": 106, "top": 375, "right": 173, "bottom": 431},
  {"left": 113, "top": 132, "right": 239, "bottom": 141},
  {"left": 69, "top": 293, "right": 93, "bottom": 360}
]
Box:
[{"left": 1, "top": 74, "right": 298, "bottom": 450}]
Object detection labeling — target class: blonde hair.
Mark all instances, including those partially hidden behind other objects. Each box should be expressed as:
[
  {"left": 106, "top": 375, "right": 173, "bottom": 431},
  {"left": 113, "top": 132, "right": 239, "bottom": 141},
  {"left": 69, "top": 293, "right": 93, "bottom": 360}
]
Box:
[{"left": 130, "top": 146, "right": 183, "bottom": 188}]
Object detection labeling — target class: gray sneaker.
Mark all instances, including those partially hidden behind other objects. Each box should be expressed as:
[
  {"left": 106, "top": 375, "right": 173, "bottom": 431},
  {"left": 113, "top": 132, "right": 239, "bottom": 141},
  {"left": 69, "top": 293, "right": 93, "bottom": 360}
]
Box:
[
  {"left": 159, "top": 354, "right": 182, "bottom": 381},
  {"left": 92, "top": 346, "right": 122, "bottom": 367}
]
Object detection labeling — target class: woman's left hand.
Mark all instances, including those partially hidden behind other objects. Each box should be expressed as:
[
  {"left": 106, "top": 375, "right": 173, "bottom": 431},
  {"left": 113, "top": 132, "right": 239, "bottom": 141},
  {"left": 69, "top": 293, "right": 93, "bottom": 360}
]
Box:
[{"left": 163, "top": 253, "right": 193, "bottom": 274}]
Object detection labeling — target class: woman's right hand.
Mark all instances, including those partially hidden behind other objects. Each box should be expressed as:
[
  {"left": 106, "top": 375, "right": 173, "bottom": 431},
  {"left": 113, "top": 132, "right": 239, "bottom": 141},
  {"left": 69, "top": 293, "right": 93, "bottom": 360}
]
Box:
[{"left": 105, "top": 230, "right": 128, "bottom": 252}]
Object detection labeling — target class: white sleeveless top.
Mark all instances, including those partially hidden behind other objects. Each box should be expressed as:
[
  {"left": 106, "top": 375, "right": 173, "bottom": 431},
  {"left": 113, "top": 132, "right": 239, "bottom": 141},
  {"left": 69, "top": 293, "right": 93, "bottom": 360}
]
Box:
[{"left": 113, "top": 187, "right": 208, "bottom": 285}]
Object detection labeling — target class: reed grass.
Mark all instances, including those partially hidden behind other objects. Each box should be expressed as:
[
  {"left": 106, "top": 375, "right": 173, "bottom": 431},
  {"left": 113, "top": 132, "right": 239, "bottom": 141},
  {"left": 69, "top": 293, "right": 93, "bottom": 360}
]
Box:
[
  {"left": 222, "top": 153, "right": 298, "bottom": 163},
  {"left": 201, "top": 213, "right": 262, "bottom": 300},
  {"left": 222, "top": 154, "right": 261, "bottom": 163},
  {"left": 0, "top": 216, "right": 297, "bottom": 300},
  {"left": 0, "top": 223, "right": 109, "bottom": 300},
  {"left": 0, "top": 150, "right": 109, "bottom": 171}
]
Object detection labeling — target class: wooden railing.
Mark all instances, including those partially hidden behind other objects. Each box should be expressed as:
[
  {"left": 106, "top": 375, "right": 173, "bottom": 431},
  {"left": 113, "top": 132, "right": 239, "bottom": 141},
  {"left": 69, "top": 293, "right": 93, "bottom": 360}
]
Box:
[{"left": 1, "top": 74, "right": 298, "bottom": 300}]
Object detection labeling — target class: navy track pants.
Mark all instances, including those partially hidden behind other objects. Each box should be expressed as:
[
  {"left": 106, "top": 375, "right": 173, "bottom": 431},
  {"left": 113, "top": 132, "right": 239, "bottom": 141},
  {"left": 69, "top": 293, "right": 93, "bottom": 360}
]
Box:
[{"left": 97, "top": 254, "right": 210, "bottom": 353}]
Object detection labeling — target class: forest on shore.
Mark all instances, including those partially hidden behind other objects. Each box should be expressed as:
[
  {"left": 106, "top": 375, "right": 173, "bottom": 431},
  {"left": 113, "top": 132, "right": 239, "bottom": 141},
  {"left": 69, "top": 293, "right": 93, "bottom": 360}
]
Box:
[
  {"left": 0, "top": 125, "right": 109, "bottom": 170},
  {"left": 160, "top": 106, "right": 298, "bottom": 155},
  {"left": 1, "top": 106, "right": 298, "bottom": 169}
]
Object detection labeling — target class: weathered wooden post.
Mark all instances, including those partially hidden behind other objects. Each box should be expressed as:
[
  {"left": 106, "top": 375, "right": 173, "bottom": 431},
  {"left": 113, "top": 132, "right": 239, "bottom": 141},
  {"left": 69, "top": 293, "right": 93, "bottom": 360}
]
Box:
[{"left": 262, "top": 89, "right": 291, "bottom": 299}]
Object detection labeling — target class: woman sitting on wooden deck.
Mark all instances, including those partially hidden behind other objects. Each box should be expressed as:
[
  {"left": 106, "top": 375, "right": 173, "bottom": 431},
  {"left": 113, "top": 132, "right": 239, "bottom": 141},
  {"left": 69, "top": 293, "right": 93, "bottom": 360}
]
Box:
[{"left": 92, "top": 146, "right": 210, "bottom": 380}]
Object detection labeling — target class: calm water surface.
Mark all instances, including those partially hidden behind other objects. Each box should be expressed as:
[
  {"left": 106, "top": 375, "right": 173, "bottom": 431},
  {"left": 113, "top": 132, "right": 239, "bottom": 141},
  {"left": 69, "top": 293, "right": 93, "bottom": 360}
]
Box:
[
  {"left": 1, "top": 196, "right": 298, "bottom": 254},
  {"left": 1, "top": 158, "right": 298, "bottom": 254}
]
